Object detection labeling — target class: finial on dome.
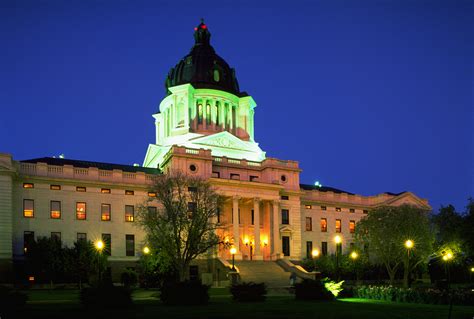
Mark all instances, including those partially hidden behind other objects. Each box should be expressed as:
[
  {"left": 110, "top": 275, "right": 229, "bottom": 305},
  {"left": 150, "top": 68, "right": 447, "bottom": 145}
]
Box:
[{"left": 193, "top": 19, "right": 211, "bottom": 45}]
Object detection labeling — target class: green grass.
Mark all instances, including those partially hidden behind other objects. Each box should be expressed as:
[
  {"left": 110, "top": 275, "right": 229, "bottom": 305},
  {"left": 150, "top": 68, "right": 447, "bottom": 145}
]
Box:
[{"left": 10, "top": 289, "right": 474, "bottom": 319}]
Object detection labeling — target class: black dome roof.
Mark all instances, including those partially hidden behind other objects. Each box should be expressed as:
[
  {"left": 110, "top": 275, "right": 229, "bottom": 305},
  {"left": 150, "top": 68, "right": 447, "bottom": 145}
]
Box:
[{"left": 165, "top": 20, "right": 246, "bottom": 97}]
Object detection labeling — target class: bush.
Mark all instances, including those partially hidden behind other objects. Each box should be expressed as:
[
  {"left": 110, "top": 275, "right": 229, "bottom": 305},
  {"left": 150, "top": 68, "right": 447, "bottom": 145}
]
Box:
[
  {"left": 80, "top": 286, "right": 132, "bottom": 308},
  {"left": 160, "top": 281, "right": 209, "bottom": 305},
  {"left": 353, "top": 285, "right": 474, "bottom": 305},
  {"left": 294, "top": 279, "right": 334, "bottom": 301},
  {"left": 121, "top": 269, "right": 138, "bottom": 288},
  {"left": 0, "top": 286, "right": 27, "bottom": 314},
  {"left": 230, "top": 282, "right": 267, "bottom": 302}
]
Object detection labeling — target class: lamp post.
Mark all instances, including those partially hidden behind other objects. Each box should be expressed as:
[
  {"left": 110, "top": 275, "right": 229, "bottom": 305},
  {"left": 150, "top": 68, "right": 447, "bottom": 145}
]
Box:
[
  {"left": 350, "top": 251, "right": 359, "bottom": 283},
  {"left": 442, "top": 252, "right": 454, "bottom": 319},
  {"left": 94, "top": 240, "right": 104, "bottom": 284},
  {"left": 230, "top": 247, "right": 237, "bottom": 271},
  {"left": 334, "top": 235, "right": 342, "bottom": 280},
  {"left": 470, "top": 267, "right": 474, "bottom": 282},
  {"left": 404, "top": 239, "right": 414, "bottom": 288},
  {"left": 311, "top": 249, "right": 320, "bottom": 271}
]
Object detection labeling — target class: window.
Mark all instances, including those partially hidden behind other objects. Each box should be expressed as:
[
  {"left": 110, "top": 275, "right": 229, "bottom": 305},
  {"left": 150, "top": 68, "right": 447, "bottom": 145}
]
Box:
[
  {"left": 350, "top": 242, "right": 355, "bottom": 250},
  {"left": 230, "top": 173, "right": 240, "bottom": 180},
  {"left": 125, "top": 205, "right": 134, "bottom": 222},
  {"left": 212, "top": 172, "right": 220, "bottom": 178},
  {"left": 125, "top": 234, "right": 135, "bottom": 257},
  {"left": 101, "top": 188, "right": 111, "bottom": 194},
  {"left": 250, "top": 175, "right": 259, "bottom": 182},
  {"left": 336, "top": 242, "right": 343, "bottom": 255},
  {"left": 76, "top": 202, "right": 86, "bottom": 220},
  {"left": 148, "top": 206, "right": 157, "bottom": 215},
  {"left": 76, "top": 186, "right": 86, "bottom": 192},
  {"left": 188, "top": 202, "right": 197, "bottom": 213},
  {"left": 363, "top": 209, "right": 368, "bottom": 214},
  {"left": 206, "top": 103, "right": 211, "bottom": 125},
  {"left": 280, "top": 175, "right": 287, "bottom": 182},
  {"left": 23, "top": 183, "right": 34, "bottom": 188},
  {"left": 102, "top": 234, "right": 111, "bottom": 256},
  {"left": 335, "top": 219, "right": 341, "bottom": 233},
  {"left": 51, "top": 232, "right": 61, "bottom": 241},
  {"left": 251, "top": 209, "right": 254, "bottom": 225},
  {"left": 189, "top": 164, "right": 197, "bottom": 172},
  {"left": 125, "top": 190, "right": 134, "bottom": 195},
  {"left": 280, "top": 195, "right": 289, "bottom": 200},
  {"left": 213, "top": 69, "right": 220, "bottom": 82},
  {"left": 349, "top": 220, "right": 356, "bottom": 233},
  {"left": 197, "top": 103, "right": 203, "bottom": 124},
  {"left": 77, "top": 233, "right": 87, "bottom": 242},
  {"left": 349, "top": 208, "right": 355, "bottom": 213},
  {"left": 50, "top": 201, "right": 61, "bottom": 219},
  {"left": 321, "top": 206, "right": 327, "bottom": 211},
  {"left": 305, "top": 217, "right": 312, "bottom": 231},
  {"left": 320, "top": 218, "right": 327, "bottom": 232},
  {"left": 217, "top": 208, "right": 221, "bottom": 224},
  {"left": 335, "top": 207, "right": 341, "bottom": 212},
  {"left": 101, "top": 204, "right": 111, "bottom": 221},
  {"left": 23, "top": 199, "right": 34, "bottom": 218},
  {"left": 305, "top": 205, "right": 312, "bottom": 209},
  {"left": 321, "top": 241, "right": 328, "bottom": 256},
  {"left": 50, "top": 184, "right": 61, "bottom": 190},
  {"left": 281, "top": 209, "right": 289, "bottom": 225},
  {"left": 24, "top": 231, "right": 34, "bottom": 254},
  {"left": 148, "top": 192, "right": 157, "bottom": 197},
  {"left": 306, "top": 241, "right": 313, "bottom": 259},
  {"left": 188, "top": 186, "right": 197, "bottom": 192}
]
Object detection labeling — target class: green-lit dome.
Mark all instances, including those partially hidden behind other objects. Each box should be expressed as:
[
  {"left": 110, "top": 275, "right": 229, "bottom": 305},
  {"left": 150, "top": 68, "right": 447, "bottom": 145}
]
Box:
[{"left": 165, "top": 20, "right": 246, "bottom": 97}]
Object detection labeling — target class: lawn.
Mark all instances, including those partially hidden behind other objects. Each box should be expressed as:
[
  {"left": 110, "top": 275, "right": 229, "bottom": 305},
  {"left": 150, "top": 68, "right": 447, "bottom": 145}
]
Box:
[{"left": 5, "top": 289, "right": 474, "bottom": 319}]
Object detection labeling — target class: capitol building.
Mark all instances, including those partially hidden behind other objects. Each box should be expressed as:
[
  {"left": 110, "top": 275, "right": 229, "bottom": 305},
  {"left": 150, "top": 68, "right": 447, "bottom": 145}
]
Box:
[{"left": 0, "top": 21, "right": 430, "bottom": 283}]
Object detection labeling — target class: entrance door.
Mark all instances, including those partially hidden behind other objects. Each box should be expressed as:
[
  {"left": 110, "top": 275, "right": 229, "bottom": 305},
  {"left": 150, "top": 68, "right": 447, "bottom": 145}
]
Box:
[{"left": 282, "top": 236, "right": 290, "bottom": 256}]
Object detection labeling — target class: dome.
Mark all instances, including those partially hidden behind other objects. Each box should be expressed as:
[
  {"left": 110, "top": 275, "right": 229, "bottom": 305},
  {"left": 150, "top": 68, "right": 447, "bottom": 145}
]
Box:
[{"left": 165, "top": 20, "right": 246, "bottom": 97}]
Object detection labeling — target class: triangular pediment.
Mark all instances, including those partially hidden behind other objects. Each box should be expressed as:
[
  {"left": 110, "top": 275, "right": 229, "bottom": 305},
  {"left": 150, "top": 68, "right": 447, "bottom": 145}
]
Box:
[
  {"left": 380, "top": 192, "right": 431, "bottom": 210},
  {"left": 279, "top": 225, "right": 294, "bottom": 233},
  {"left": 190, "top": 131, "right": 255, "bottom": 152}
]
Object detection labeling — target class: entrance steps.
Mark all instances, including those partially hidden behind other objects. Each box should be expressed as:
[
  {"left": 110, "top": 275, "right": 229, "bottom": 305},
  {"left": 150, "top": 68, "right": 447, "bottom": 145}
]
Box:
[{"left": 232, "top": 261, "right": 291, "bottom": 289}]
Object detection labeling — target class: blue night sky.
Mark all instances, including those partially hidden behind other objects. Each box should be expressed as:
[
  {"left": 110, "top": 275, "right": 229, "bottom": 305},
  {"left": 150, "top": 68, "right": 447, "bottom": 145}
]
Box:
[{"left": 1, "top": 0, "right": 472, "bottom": 212}]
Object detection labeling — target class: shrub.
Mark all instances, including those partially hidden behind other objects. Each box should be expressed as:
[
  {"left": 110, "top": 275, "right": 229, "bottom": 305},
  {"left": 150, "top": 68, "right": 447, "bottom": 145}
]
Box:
[
  {"left": 0, "top": 286, "right": 27, "bottom": 314},
  {"left": 160, "top": 281, "right": 209, "bottom": 305},
  {"left": 294, "top": 279, "right": 334, "bottom": 301},
  {"left": 121, "top": 269, "right": 138, "bottom": 289},
  {"left": 230, "top": 282, "right": 267, "bottom": 302},
  {"left": 80, "top": 286, "right": 132, "bottom": 308}
]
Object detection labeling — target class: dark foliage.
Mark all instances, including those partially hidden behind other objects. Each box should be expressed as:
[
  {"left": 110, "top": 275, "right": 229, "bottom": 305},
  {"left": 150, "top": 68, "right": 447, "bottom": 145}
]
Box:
[
  {"left": 230, "top": 282, "right": 267, "bottom": 302},
  {"left": 80, "top": 286, "right": 133, "bottom": 308},
  {"left": 121, "top": 269, "right": 138, "bottom": 289},
  {"left": 160, "top": 280, "right": 209, "bottom": 305},
  {"left": 0, "top": 285, "right": 27, "bottom": 315},
  {"left": 294, "top": 279, "right": 334, "bottom": 301}
]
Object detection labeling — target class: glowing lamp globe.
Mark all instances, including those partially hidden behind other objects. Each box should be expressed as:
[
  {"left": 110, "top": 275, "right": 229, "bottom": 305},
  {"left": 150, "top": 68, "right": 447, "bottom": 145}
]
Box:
[
  {"left": 143, "top": 246, "right": 150, "bottom": 255},
  {"left": 334, "top": 235, "right": 342, "bottom": 244},
  {"left": 350, "top": 251, "right": 358, "bottom": 259},
  {"left": 95, "top": 240, "right": 104, "bottom": 251},
  {"left": 230, "top": 247, "right": 237, "bottom": 255},
  {"left": 405, "top": 240, "right": 414, "bottom": 249},
  {"left": 311, "top": 249, "right": 320, "bottom": 258}
]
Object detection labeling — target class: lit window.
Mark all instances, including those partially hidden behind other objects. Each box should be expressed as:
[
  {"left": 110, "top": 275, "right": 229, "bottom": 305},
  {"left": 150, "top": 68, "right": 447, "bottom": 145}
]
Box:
[
  {"left": 350, "top": 220, "right": 356, "bottom": 233},
  {"left": 101, "top": 188, "right": 111, "bottom": 194},
  {"left": 76, "top": 186, "right": 86, "bottom": 192},
  {"left": 125, "top": 205, "right": 134, "bottom": 222},
  {"left": 50, "top": 201, "right": 61, "bottom": 219},
  {"left": 50, "top": 185, "right": 61, "bottom": 190},
  {"left": 321, "top": 206, "right": 327, "bottom": 211},
  {"left": 126, "top": 234, "right": 135, "bottom": 257},
  {"left": 23, "top": 183, "right": 34, "bottom": 189},
  {"left": 101, "top": 204, "right": 111, "bottom": 221},
  {"left": 77, "top": 233, "right": 87, "bottom": 242},
  {"left": 51, "top": 232, "right": 61, "bottom": 241},
  {"left": 148, "top": 192, "right": 157, "bottom": 197},
  {"left": 206, "top": 103, "right": 211, "bottom": 125},
  {"left": 281, "top": 209, "right": 289, "bottom": 225},
  {"left": 197, "top": 103, "right": 203, "bottom": 124},
  {"left": 320, "top": 218, "right": 327, "bottom": 232},
  {"left": 305, "top": 217, "right": 312, "bottom": 231},
  {"left": 23, "top": 199, "right": 34, "bottom": 218},
  {"left": 76, "top": 202, "right": 86, "bottom": 220},
  {"left": 305, "top": 205, "right": 312, "bottom": 209},
  {"left": 213, "top": 69, "right": 220, "bottom": 82},
  {"left": 125, "top": 190, "right": 134, "bottom": 195},
  {"left": 336, "top": 207, "right": 341, "bottom": 212},
  {"left": 349, "top": 208, "right": 355, "bottom": 213},
  {"left": 336, "top": 219, "right": 341, "bottom": 233}
]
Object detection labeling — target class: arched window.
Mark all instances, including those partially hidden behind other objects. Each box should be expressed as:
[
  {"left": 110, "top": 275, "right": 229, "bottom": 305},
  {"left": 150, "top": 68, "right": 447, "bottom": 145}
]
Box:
[
  {"left": 197, "top": 103, "right": 203, "bottom": 124},
  {"left": 213, "top": 69, "right": 220, "bottom": 82},
  {"left": 215, "top": 101, "right": 220, "bottom": 127},
  {"left": 206, "top": 103, "right": 211, "bottom": 125}
]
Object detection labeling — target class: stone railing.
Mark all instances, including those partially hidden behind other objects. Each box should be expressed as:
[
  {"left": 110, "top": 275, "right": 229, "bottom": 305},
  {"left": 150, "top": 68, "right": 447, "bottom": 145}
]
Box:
[
  {"left": 19, "top": 162, "right": 159, "bottom": 185},
  {"left": 302, "top": 189, "right": 409, "bottom": 207}
]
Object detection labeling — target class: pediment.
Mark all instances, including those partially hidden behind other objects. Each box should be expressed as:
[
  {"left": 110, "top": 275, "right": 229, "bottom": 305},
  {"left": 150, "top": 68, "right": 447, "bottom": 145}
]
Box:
[
  {"left": 381, "top": 192, "right": 430, "bottom": 210},
  {"left": 191, "top": 131, "right": 257, "bottom": 152},
  {"left": 279, "top": 225, "right": 294, "bottom": 233}
]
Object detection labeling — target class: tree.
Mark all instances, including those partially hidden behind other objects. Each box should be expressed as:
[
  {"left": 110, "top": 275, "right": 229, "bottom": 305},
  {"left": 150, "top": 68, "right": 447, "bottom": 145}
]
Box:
[
  {"left": 355, "top": 205, "right": 434, "bottom": 287},
  {"left": 137, "top": 172, "right": 224, "bottom": 282},
  {"left": 431, "top": 204, "right": 464, "bottom": 245}
]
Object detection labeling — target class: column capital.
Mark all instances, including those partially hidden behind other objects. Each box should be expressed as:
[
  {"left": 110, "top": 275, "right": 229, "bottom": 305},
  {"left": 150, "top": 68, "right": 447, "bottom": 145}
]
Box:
[
  {"left": 233, "top": 195, "right": 241, "bottom": 202},
  {"left": 272, "top": 199, "right": 280, "bottom": 206},
  {"left": 253, "top": 197, "right": 261, "bottom": 203}
]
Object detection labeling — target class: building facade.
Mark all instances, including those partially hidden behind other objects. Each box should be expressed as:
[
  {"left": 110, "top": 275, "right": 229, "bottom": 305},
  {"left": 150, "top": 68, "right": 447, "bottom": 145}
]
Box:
[{"left": 0, "top": 21, "right": 430, "bottom": 282}]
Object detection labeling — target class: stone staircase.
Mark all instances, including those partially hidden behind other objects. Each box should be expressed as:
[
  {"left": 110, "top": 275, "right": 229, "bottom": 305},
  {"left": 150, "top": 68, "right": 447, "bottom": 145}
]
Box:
[{"left": 233, "top": 261, "right": 290, "bottom": 288}]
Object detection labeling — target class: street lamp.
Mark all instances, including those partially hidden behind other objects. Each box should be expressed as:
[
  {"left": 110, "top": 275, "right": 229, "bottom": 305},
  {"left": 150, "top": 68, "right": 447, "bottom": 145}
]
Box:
[
  {"left": 350, "top": 251, "right": 358, "bottom": 260},
  {"left": 404, "top": 240, "right": 414, "bottom": 288},
  {"left": 94, "top": 240, "right": 104, "bottom": 284},
  {"left": 143, "top": 246, "right": 150, "bottom": 255},
  {"left": 311, "top": 249, "right": 320, "bottom": 271},
  {"left": 334, "top": 235, "right": 342, "bottom": 280},
  {"left": 230, "top": 247, "right": 237, "bottom": 271},
  {"left": 442, "top": 251, "right": 454, "bottom": 319},
  {"left": 350, "top": 251, "right": 359, "bottom": 283},
  {"left": 95, "top": 240, "right": 104, "bottom": 251}
]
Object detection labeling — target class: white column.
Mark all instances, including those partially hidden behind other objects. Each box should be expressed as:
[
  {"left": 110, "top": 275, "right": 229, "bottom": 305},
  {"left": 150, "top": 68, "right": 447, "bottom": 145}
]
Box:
[
  {"left": 253, "top": 198, "right": 262, "bottom": 260},
  {"left": 272, "top": 200, "right": 281, "bottom": 259},
  {"left": 232, "top": 196, "right": 241, "bottom": 258}
]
